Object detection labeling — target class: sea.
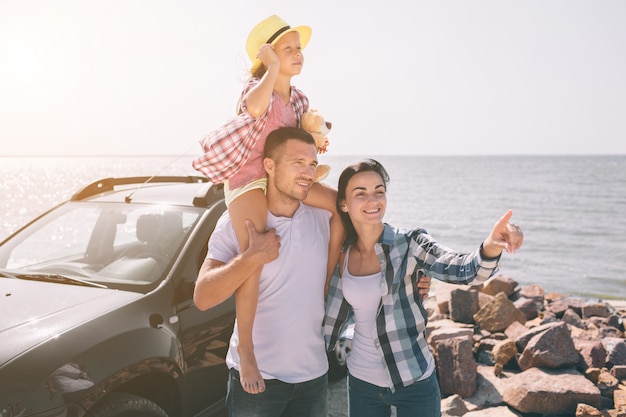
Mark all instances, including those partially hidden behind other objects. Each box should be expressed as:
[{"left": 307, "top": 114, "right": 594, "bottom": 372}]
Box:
[{"left": 1, "top": 154, "right": 625, "bottom": 300}]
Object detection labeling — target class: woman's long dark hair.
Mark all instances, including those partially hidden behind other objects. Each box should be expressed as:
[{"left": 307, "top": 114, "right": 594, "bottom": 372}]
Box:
[{"left": 336, "top": 159, "right": 390, "bottom": 244}]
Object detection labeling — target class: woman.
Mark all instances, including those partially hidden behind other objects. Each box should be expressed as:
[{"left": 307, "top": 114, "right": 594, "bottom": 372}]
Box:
[{"left": 324, "top": 159, "right": 523, "bottom": 417}]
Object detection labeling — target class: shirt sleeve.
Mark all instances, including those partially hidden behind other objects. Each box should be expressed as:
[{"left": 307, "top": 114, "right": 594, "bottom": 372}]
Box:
[
  {"left": 206, "top": 212, "right": 239, "bottom": 264},
  {"left": 409, "top": 229, "right": 500, "bottom": 284}
]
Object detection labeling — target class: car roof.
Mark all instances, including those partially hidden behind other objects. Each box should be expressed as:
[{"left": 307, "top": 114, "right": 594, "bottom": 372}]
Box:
[{"left": 70, "top": 176, "right": 224, "bottom": 208}]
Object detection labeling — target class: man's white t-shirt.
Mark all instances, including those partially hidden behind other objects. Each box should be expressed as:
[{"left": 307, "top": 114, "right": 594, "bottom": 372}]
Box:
[{"left": 207, "top": 202, "right": 331, "bottom": 383}]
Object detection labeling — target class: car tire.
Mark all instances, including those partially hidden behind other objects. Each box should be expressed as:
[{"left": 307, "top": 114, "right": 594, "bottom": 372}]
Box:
[{"left": 86, "top": 392, "right": 169, "bottom": 417}]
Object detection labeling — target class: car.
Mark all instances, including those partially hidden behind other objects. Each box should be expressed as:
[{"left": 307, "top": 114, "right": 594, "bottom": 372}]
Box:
[{"left": 0, "top": 176, "right": 233, "bottom": 417}]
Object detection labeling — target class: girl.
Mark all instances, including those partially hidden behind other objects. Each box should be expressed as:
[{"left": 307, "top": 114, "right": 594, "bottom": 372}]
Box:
[
  {"left": 324, "top": 159, "right": 523, "bottom": 417},
  {"left": 193, "top": 15, "right": 344, "bottom": 395}
]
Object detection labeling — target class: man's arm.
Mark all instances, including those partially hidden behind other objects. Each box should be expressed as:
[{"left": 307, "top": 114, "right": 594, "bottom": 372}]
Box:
[{"left": 193, "top": 220, "right": 280, "bottom": 311}]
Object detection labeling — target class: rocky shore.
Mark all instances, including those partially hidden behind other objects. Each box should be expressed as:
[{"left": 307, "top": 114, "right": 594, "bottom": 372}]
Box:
[
  {"left": 328, "top": 275, "right": 626, "bottom": 417},
  {"left": 424, "top": 275, "right": 626, "bottom": 417}
]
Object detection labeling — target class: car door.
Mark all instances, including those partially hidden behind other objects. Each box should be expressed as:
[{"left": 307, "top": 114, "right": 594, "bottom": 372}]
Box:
[{"left": 174, "top": 207, "right": 235, "bottom": 416}]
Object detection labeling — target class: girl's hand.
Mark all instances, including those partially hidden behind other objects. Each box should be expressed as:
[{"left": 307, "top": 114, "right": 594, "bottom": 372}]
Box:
[{"left": 257, "top": 44, "right": 280, "bottom": 69}]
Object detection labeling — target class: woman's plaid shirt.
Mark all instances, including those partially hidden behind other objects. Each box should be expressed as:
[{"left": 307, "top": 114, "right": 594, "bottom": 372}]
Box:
[{"left": 323, "top": 223, "right": 501, "bottom": 390}]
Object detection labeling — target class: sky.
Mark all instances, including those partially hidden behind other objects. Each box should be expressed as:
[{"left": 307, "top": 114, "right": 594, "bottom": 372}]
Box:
[{"left": 1, "top": 0, "right": 625, "bottom": 157}]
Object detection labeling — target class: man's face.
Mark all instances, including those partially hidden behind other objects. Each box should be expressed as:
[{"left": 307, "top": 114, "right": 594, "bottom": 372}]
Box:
[{"left": 270, "top": 139, "right": 318, "bottom": 202}]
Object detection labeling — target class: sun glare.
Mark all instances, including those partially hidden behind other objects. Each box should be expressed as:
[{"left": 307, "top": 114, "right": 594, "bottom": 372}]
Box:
[{"left": 1, "top": 37, "right": 55, "bottom": 89}]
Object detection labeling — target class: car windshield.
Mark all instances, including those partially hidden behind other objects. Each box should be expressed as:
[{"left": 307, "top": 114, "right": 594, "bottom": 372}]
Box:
[{"left": 0, "top": 202, "right": 201, "bottom": 290}]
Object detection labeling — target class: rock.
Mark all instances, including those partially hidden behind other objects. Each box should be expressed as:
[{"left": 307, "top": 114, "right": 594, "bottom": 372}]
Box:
[
  {"left": 481, "top": 275, "right": 519, "bottom": 297},
  {"left": 599, "top": 325, "right": 624, "bottom": 339},
  {"left": 611, "top": 365, "right": 626, "bottom": 380},
  {"left": 576, "top": 403, "right": 604, "bottom": 416},
  {"left": 614, "top": 387, "right": 626, "bottom": 415},
  {"left": 463, "top": 364, "right": 508, "bottom": 411},
  {"left": 515, "top": 321, "right": 561, "bottom": 351},
  {"left": 440, "top": 394, "right": 468, "bottom": 416},
  {"left": 428, "top": 277, "right": 626, "bottom": 416},
  {"left": 603, "top": 337, "right": 626, "bottom": 368},
  {"left": 545, "top": 298, "right": 571, "bottom": 318},
  {"left": 426, "top": 318, "right": 473, "bottom": 340},
  {"left": 502, "top": 367, "right": 602, "bottom": 415},
  {"left": 513, "top": 297, "right": 540, "bottom": 321},
  {"left": 575, "top": 339, "right": 607, "bottom": 371},
  {"left": 449, "top": 288, "right": 479, "bottom": 324},
  {"left": 435, "top": 281, "right": 464, "bottom": 315},
  {"left": 474, "top": 292, "right": 526, "bottom": 333},
  {"left": 583, "top": 303, "right": 612, "bottom": 319},
  {"left": 436, "top": 336, "right": 477, "bottom": 398},
  {"left": 546, "top": 296, "right": 587, "bottom": 318},
  {"left": 492, "top": 339, "right": 517, "bottom": 377},
  {"left": 474, "top": 338, "right": 498, "bottom": 366},
  {"left": 585, "top": 367, "right": 602, "bottom": 383},
  {"left": 607, "top": 314, "right": 621, "bottom": 329},
  {"left": 597, "top": 369, "right": 620, "bottom": 397},
  {"left": 517, "top": 322, "right": 580, "bottom": 370},
  {"left": 478, "top": 291, "right": 495, "bottom": 309},
  {"left": 563, "top": 307, "right": 585, "bottom": 328},
  {"left": 519, "top": 284, "right": 544, "bottom": 302},
  {"left": 504, "top": 321, "right": 527, "bottom": 340},
  {"left": 428, "top": 325, "right": 474, "bottom": 347}
]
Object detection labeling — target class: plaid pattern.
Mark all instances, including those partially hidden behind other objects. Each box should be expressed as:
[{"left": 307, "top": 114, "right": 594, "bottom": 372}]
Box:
[
  {"left": 324, "top": 224, "right": 500, "bottom": 390},
  {"left": 192, "top": 78, "right": 309, "bottom": 183}
]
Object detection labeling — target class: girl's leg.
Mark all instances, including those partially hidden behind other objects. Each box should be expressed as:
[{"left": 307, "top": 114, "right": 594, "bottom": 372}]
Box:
[
  {"left": 228, "top": 188, "right": 267, "bottom": 395},
  {"left": 304, "top": 182, "right": 346, "bottom": 297}
]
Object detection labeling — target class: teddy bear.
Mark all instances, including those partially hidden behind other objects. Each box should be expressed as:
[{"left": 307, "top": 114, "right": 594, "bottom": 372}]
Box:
[{"left": 301, "top": 109, "right": 332, "bottom": 182}]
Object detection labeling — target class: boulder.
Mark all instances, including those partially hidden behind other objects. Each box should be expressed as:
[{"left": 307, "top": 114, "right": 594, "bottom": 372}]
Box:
[
  {"left": 492, "top": 339, "right": 517, "bottom": 377},
  {"left": 518, "top": 284, "right": 544, "bottom": 302},
  {"left": 440, "top": 394, "right": 468, "bottom": 416},
  {"left": 502, "top": 367, "right": 602, "bottom": 415},
  {"left": 449, "top": 288, "right": 479, "bottom": 324},
  {"left": 582, "top": 303, "right": 612, "bottom": 319},
  {"left": 575, "top": 339, "right": 607, "bottom": 371},
  {"left": 481, "top": 275, "right": 518, "bottom": 297},
  {"left": 517, "top": 322, "right": 580, "bottom": 370},
  {"left": 474, "top": 292, "right": 526, "bottom": 333},
  {"left": 603, "top": 337, "right": 626, "bottom": 368},
  {"left": 436, "top": 336, "right": 477, "bottom": 398}
]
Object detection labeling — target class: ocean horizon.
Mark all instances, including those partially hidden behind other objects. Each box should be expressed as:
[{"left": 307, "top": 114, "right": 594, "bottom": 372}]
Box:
[{"left": 1, "top": 154, "right": 625, "bottom": 300}]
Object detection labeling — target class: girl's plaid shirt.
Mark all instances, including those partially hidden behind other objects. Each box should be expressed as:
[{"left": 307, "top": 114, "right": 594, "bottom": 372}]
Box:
[{"left": 192, "top": 78, "right": 309, "bottom": 183}]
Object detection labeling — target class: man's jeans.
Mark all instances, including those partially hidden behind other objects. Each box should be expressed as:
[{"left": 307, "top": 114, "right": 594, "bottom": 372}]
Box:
[
  {"left": 347, "top": 372, "right": 441, "bottom": 417},
  {"left": 227, "top": 368, "right": 328, "bottom": 417}
]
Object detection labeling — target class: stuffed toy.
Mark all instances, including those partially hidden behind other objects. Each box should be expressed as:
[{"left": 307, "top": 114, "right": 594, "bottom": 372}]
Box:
[{"left": 301, "top": 109, "right": 332, "bottom": 182}]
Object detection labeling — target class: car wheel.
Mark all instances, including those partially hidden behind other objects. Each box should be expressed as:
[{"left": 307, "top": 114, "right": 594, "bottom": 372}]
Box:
[{"left": 86, "top": 392, "right": 169, "bottom": 417}]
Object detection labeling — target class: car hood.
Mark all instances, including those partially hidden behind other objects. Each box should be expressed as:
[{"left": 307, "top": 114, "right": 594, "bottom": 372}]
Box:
[{"left": 0, "top": 278, "right": 142, "bottom": 367}]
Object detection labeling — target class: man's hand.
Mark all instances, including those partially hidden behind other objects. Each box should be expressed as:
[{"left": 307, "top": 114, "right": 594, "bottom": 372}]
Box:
[
  {"left": 244, "top": 219, "right": 280, "bottom": 265},
  {"left": 193, "top": 220, "right": 280, "bottom": 311}
]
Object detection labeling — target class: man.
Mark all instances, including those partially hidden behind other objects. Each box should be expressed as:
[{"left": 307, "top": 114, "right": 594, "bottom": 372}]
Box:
[{"left": 194, "top": 127, "right": 431, "bottom": 417}]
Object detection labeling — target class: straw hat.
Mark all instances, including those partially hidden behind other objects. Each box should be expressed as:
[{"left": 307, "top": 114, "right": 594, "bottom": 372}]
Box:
[{"left": 246, "top": 15, "right": 312, "bottom": 72}]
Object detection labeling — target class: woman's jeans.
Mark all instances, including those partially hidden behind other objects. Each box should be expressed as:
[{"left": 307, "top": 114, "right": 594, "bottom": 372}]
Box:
[
  {"left": 347, "top": 372, "right": 441, "bottom": 417},
  {"left": 227, "top": 368, "right": 328, "bottom": 417}
]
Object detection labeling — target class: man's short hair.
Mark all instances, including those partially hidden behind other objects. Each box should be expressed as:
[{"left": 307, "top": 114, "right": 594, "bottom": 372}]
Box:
[{"left": 263, "top": 127, "right": 316, "bottom": 161}]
